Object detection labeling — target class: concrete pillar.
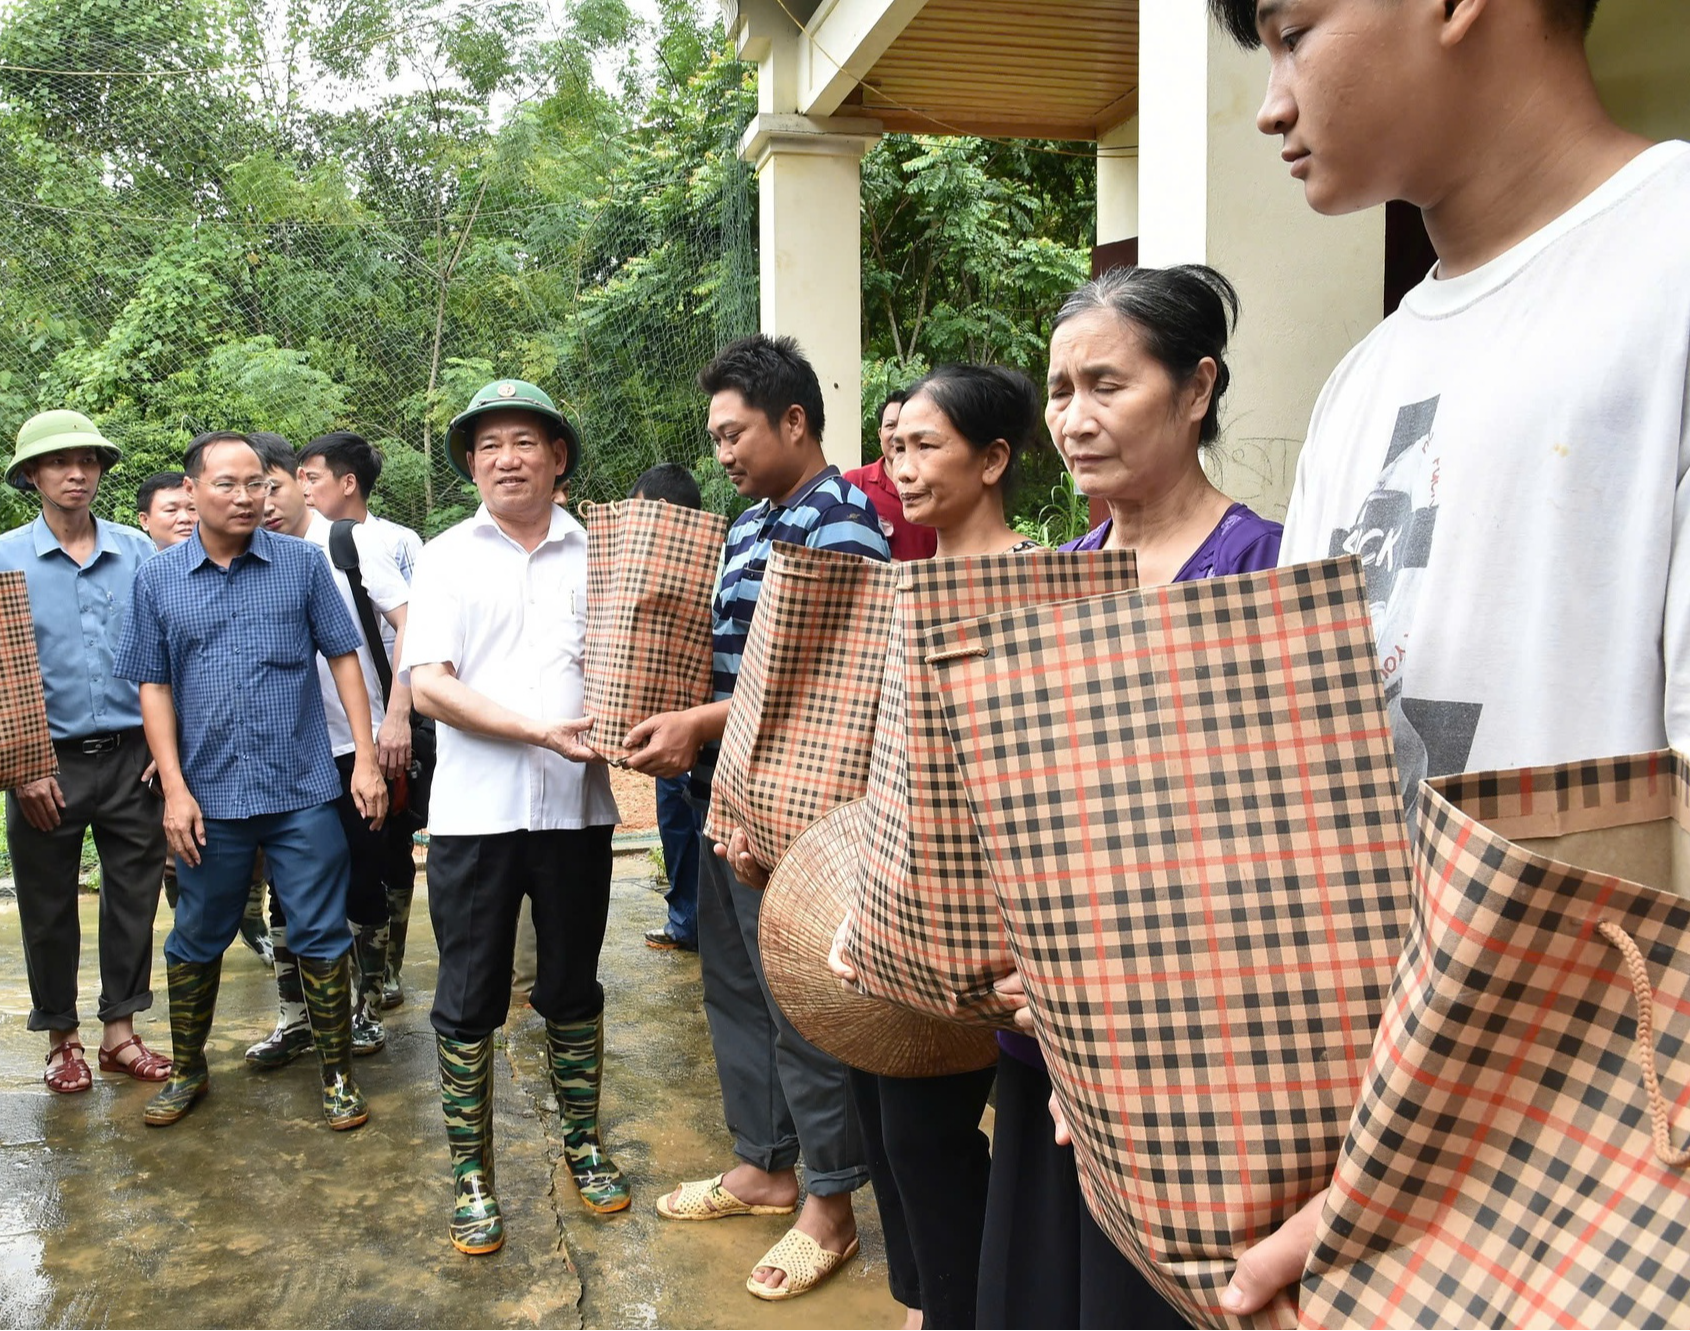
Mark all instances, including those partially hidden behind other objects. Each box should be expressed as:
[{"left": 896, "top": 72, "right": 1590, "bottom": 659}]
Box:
[
  {"left": 740, "top": 115, "right": 883, "bottom": 472},
  {"left": 1137, "top": 0, "right": 1385, "bottom": 519},
  {"left": 1097, "top": 117, "right": 1139, "bottom": 245}
]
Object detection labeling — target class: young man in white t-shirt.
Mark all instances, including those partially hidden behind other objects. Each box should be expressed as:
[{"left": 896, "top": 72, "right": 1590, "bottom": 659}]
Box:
[
  {"left": 1186, "top": 0, "right": 1689, "bottom": 1312},
  {"left": 296, "top": 430, "right": 427, "bottom": 1011},
  {"left": 251, "top": 436, "right": 412, "bottom": 1066}
]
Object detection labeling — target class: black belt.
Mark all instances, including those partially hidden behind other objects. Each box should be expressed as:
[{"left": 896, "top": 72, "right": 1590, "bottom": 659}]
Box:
[{"left": 55, "top": 729, "right": 138, "bottom": 756}]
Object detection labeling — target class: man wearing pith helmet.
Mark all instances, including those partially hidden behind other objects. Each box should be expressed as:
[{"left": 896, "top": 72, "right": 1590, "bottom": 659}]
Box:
[
  {"left": 402, "top": 378, "right": 625, "bottom": 1254},
  {"left": 0, "top": 410, "right": 172, "bottom": 1097}
]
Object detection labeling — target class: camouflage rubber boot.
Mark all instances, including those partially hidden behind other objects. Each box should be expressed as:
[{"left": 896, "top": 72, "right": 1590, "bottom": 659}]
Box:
[
  {"left": 546, "top": 1016, "right": 630, "bottom": 1214},
  {"left": 348, "top": 921, "right": 389, "bottom": 1056},
  {"left": 144, "top": 959, "right": 222, "bottom": 1127},
  {"left": 236, "top": 876, "right": 273, "bottom": 966},
  {"left": 297, "top": 953, "right": 369, "bottom": 1131},
  {"left": 439, "top": 1035, "right": 503, "bottom": 1254},
  {"left": 244, "top": 930, "right": 312, "bottom": 1069},
  {"left": 382, "top": 881, "right": 413, "bottom": 1010}
]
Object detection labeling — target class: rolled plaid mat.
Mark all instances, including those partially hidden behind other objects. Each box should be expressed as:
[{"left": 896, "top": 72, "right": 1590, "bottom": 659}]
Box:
[
  {"left": 0, "top": 570, "right": 56, "bottom": 789},
  {"left": 1302, "top": 748, "right": 1690, "bottom": 1330},
  {"left": 704, "top": 544, "right": 897, "bottom": 872},
  {"left": 581, "top": 498, "right": 727, "bottom": 765},
  {"left": 843, "top": 548, "right": 1138, "bottom": 1028},
  {"left": 928, "top": 557, "right": 1410, "bottom": 1329}
]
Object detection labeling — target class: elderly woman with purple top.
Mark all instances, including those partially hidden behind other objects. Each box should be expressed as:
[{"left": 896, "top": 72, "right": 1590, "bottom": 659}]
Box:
[{"left": 984, "top": 264, "right": 1282, "bottom": 1329}]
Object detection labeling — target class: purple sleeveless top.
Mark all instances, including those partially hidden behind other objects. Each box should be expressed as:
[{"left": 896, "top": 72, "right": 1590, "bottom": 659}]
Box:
[{"left": 999, "top": 502, "right": 1284, "bottom": 1067}]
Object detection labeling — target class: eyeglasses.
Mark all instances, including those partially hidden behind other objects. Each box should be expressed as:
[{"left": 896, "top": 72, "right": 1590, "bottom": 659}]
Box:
[{"left": 206, "top": 479, "right": 276, "bottom": 497}]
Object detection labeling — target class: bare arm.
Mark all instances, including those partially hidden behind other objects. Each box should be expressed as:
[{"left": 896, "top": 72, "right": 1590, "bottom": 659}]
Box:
[
  {"left": 140, "top": 681, "right": 205, "bottom": 866},
  {"left": 409, "top": 661, "right": 598, "bottom": 761},
  {"left": 622, "top": 700, "right": 732, "bottom": 778},
  {"left": 375, "top": 605, "right": 412, "bottom": 780},
  {"left": 326, "top": 651, "right": 388, "bottom": 829}
]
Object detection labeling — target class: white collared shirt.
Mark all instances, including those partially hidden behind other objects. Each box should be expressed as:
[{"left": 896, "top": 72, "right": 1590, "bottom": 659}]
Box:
[{"left": 401, "top": 503, "right": 619, "bottom": 835}]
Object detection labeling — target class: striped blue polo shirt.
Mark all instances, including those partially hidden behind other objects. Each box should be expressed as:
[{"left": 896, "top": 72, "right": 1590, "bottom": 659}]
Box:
[{"left": 697, "top": 465, "right": 890, "bottom": 794}]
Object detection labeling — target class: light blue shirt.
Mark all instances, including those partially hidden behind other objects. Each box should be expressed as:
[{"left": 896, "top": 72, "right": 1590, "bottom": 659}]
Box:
[{"left": 0, "top": 513, "right": 154, "bottom": 739}]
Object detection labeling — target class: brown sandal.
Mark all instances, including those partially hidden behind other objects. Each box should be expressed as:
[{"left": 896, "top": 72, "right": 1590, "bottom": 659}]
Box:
[
  {"left": 44, "top": 1040, "right": 92, "bottom": 1094},
  {"left": 99, "top": 1035, "right": 172, "bottom": 1082}
]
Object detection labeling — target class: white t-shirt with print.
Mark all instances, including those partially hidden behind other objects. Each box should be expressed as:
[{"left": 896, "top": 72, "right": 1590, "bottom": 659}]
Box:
[
  {"left": 1281, "top": 141, "right": 1690, "bottom": 808},
  {"left": 304, "top": 511, "right": 409, "bottom": 757}
]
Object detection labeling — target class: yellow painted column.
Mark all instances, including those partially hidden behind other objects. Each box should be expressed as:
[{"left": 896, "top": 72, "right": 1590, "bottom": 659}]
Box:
[
  {"left": 1137, "top": 0, "right": 1385, "bottom": 520},
  {"left": 741, "top": 114, "right": 883, "bottom": 472},
  {"left": 1097, "top": 117, "right": 1139, "bottom": 246}
]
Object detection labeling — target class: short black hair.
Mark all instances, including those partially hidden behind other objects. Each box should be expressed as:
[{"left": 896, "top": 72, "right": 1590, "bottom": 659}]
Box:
[
  {"left": 137, "top": 470, "right": 187, "bottom": 514},
  {"left": 697, "top": 334, "right": 826, "bottom": 443},
  {"left": 628, "top": 462, "right": 703, "bottom": 510},
  {"left": 183, "top": 431, "right": 254, "bottom": 477},
  {"left": 1207, "top": 0, "right": 1599, "bottom": 45},
  {"left": 1053, "top": 265, "right": 1241, "bottom": 447},
  {"left": 298, "top": 431, "right": 382, "bottom": 498},
  {"left": 877, "top": 389, "right": 908, "bottom": 421},
  {"left": 903, "top": 365, "right": 1040, "bottom": 490},
  {"left": 248, "top": 431, "right": 297, "bottom": 475}
]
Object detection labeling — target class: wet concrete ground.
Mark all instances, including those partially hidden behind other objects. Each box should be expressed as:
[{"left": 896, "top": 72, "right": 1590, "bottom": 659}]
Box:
[{"left": 0, "top": 853, "right": 903, "bottom": 1329}]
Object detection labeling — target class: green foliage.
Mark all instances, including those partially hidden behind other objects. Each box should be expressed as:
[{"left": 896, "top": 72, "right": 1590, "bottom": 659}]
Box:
[
  {"left": 1011, "top": 470, "right": 1093, "bottom": 548},
  {"left": 0, "top": 0, "right": 1093, "bottom": 535}
]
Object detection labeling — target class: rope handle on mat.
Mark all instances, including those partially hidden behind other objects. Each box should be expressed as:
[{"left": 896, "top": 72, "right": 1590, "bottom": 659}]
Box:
[{"left": 1597, "top": 919, "right": 1690, "bottom": 1167}]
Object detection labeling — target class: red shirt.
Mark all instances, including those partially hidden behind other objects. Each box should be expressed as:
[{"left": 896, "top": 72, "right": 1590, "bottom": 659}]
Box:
[{"left": 841, "top": 458, "right": 937, "bottom": 562}]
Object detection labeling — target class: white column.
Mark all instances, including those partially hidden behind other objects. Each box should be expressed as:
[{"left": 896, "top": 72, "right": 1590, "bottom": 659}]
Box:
[
  {"left": 1137, "top": 0, "right": 1384, "bottom": 519},
  {"left": 741, "top": 114, "right": 883, "bottom": 472},
  {"left": 1097, "top": 117, "right": 1139, "bottom": 245}
]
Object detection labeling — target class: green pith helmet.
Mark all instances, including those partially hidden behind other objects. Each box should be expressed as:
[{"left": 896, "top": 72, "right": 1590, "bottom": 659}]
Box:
[
  {"left": 6, "top": 410, "right": 122, "bottom": 491},
  {"left": 446, "top": 379, "right": 580, "bottom": 483}
]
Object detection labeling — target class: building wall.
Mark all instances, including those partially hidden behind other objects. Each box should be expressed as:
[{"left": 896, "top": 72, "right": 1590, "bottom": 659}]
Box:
[{"left": 1589, "top": 0, "right": 1690, "bottom": 142}]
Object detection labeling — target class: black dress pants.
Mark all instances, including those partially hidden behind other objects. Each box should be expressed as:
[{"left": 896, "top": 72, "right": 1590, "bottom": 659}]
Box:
[
  {"left": 427, "top": 825, "right": 614, "bottom": 1042},
  {"left": 5, "top": 731, "right": 165, "bottom": 1030},
  {"left": 977, "top": 1050, "right": 1187, "bottom": 1330},
  {"left": 851, "top": 1064, "right": 995, "bottom": 1329}
]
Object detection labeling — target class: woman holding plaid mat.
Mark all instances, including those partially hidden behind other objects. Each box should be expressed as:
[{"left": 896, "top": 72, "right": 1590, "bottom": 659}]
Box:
[
  {"left": 984, "top": 266, "right": 1281, "bottom": 1328},
  {"left": 826, "top": 363, "right": 1040, "bottom": 1330}
]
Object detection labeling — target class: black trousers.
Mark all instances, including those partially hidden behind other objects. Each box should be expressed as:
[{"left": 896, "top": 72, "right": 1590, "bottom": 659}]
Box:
[
  {"left": 5, "top": 731, "right": 166, "bottom": 1031},
  {"left": 977, "top": 1051, "right": 1187, "bottom": 1330},
  {"left": 427, "top": 825, "right": 614, "bottom": 1042},
  {"left": 852, "top": 1064, "right": 995, "bottom": 1329},
  {"left": 269, "top": 754, "right": 388, "bottom": 929}
]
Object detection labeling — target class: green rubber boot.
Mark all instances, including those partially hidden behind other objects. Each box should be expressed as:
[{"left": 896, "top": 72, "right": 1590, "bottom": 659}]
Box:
[
  {"left": 382, "top": 881, "right": 412, "bottom": 1009},
  {"left": 245, "top": 929, "right": 312, "bottom": 1069},
  {"left": 439, "top": 1035, "right": 503, "bottom": 1254},
  {"left": 547, "top": 1016, "right": 630, "bottom": 1214},
  {"left": 297, "top": 953, "right": 369, "bottom": 1131},
  {"left": 236, "top": 877, "right": 273, "bottom": 966},
  {"left": 349, "top": 921, "right": 389, "bottom": 1056},
  {"left": 144, "top": 959, "right": 222, "bottom": 1126}
]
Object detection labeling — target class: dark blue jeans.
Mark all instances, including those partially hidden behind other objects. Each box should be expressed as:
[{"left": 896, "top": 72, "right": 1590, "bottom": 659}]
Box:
[{"left": 656, "top": 774, "right": 699, "bottom": 945}]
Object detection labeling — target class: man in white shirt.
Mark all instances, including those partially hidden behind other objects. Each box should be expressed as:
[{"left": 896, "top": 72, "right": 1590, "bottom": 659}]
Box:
[
  {"left": 296, "top": 430, "right": 427, "bottom": 1012},
  {"left": 1198, "top": 0, "right": 1689, "bottom": 1313},
  {"left": 252, "top": 434, "right": 412, "bottom": 1065},
  {"left": 404, "top": 378, "right": 623, "bottom": 1257}
]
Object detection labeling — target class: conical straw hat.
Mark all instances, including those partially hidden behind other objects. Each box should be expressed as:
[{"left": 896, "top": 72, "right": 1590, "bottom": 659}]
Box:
[{"left": 760, "top": 800, "right": 998, "bottom": 1078}]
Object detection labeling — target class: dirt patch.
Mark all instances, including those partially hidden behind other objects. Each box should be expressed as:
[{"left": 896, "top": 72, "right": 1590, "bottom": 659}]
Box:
[{"left": 609, "top": 766, "right": 658, "bottom": 833}]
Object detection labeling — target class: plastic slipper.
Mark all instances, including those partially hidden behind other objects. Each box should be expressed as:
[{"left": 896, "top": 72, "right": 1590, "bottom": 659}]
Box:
[
  {"left": 98, "top": 1035, "right": 172, "bottom": 1082},
  {"left": 44, "top": 1040, "right": 91, "bottom": 1094},
  {"left": 746, "top": 1228, "right": 859, "bottom": 1302},
  {"left": 655, "top": 1174, "right": 797, "bottom": 1221}
]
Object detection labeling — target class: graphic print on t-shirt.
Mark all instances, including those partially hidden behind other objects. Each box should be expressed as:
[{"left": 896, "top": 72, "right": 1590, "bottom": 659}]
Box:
[{"left": 1328, "top": 394, "right": 1481, "bottom": 806}]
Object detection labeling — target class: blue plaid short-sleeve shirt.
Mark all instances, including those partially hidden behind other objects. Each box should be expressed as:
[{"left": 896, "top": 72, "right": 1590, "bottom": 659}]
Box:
[{"left": 114, "top": 526, "right": 363, "bottom": 819}]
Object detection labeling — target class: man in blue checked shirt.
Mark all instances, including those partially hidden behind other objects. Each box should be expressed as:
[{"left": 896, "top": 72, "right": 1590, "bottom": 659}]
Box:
[
  {"left": 114, "top": 430, "right": 388, "bottom": 1134},
  {"left": 627, "top": 334, "right": 888, "bottom": 1303}
]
